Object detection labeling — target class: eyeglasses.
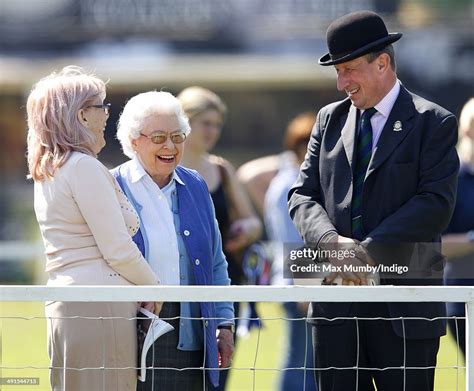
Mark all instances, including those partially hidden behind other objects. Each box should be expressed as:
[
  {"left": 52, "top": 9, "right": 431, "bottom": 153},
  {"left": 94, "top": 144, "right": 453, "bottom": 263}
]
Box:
[
  {"left": 140, "top": 131, "right": 187, "bottom": 144},
  {"left": 85, "top": 103, "right": 111, "bottom": 114}
]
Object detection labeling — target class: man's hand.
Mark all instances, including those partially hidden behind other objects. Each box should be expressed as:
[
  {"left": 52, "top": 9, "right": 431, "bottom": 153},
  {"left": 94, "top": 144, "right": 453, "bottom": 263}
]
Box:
[
  {"left": 325, "top": 256, "right": 372, "bottom": 285},
  {"left": 353, "top": 240, "right": 375, "bottom": 266},
  {"left": 321, "top": 234, "right": 376, "bottom": 285},
  {"left": 216, "top": 328, "right": 234, "bottom": 368}
]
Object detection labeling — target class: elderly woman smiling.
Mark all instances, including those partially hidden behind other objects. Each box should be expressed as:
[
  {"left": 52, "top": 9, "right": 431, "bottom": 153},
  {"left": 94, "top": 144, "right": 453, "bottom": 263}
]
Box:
[{"left": 113, "top": 91, "right": 234, "bottom": 390}]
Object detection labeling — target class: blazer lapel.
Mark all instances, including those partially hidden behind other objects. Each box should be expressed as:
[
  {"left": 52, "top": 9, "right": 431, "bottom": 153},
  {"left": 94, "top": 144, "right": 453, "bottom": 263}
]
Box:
[
  {"left": 366, "top": 86, "right": 416, "bottom": 179},
  {"left": 341, "top": 105, "right": 358, "bottom": 171}
]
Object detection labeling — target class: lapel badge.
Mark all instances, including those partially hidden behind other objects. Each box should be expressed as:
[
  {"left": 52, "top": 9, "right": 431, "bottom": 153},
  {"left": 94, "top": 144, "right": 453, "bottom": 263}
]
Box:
[{"left": 393, "top": 120, "right": 402, "bottom": 132}]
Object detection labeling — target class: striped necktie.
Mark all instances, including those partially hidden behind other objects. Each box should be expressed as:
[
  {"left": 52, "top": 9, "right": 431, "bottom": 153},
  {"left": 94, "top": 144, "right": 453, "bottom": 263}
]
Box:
[{"left": 351, "top": 107, "right": 377, "bottom": 240}]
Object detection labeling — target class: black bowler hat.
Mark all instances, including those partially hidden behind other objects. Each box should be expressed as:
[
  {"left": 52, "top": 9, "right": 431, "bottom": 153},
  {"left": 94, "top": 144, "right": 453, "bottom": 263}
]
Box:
[{"left": 319, "top": 10, "right": 402, "bottom": 66}]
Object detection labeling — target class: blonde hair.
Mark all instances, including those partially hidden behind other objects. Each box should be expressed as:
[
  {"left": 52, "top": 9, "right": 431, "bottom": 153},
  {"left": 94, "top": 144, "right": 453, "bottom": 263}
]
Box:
[
  {"left": 26, "top": 65, "right": 106, "bottom": 181},
  {"left": 457, "top": 98, "right": 474, "bottom": 164},
  {"left": 177, "top": 86, "right": 227, "bottom": 122},
  {"left": 117, "top": 91, "right": 191, "bottom": 159}
]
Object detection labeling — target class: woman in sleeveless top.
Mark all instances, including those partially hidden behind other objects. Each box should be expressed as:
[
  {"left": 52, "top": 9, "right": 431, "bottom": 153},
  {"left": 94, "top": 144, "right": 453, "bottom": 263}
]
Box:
[
  {"left": 178, "top": 87, "right": 261, "bottom": 278},
  {"left": 178, "top": 87, "right": 262, "bottom": 390},
  {"left": 26, "top": 66, "right": 160, "bottom": 391}
]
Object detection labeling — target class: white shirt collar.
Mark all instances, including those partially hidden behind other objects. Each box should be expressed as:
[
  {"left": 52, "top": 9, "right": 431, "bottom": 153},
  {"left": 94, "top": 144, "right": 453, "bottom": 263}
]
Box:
[
  {"left": 373, "top": 79, "right": 400, "bottom": 118},
  {"left": 129, "top": 156, "right": 185, "bottom": 186},
  {"left": 129, "top": 156, "right": 148, "bottom": 183}
]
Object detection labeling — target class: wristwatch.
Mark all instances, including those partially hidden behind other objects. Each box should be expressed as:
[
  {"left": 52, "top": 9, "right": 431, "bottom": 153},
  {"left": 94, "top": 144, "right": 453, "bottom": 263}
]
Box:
[{"left": 218, "top": 324, "right": 236, "bottom": 333}]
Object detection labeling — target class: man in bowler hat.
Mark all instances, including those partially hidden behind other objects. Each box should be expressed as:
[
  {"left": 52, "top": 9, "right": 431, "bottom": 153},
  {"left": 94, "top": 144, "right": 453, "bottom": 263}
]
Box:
[{"left": 288, "top": 10, "right": 459, "bottom": 391}]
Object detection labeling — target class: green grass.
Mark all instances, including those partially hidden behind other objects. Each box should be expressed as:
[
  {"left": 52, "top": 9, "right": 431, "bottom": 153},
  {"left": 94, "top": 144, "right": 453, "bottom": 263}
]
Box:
[
  {"left": 227, "top": 303, "right": 465, "bottom": 391},
  {"left": 0, "top": 302, "right": 466, "bottom": 391},
  {"left": 0, "top": 302, "right": 50, "bottom": 391}
]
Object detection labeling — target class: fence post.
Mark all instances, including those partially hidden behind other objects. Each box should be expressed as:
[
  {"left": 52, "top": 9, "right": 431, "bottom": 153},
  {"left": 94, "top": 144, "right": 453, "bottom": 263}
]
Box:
[{"left": 466, "top": 301, "right": 473, "bottom": 391}]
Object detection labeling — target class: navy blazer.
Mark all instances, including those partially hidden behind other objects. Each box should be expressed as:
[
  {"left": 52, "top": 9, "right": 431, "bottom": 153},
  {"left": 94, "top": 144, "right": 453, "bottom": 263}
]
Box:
[{"left": 288, "top": 85, "right": 459, "bottom": 339}]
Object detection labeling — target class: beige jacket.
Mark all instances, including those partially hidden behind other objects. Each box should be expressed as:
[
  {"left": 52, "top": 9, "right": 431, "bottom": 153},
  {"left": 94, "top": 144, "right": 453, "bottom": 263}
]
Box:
[{"left": 34, "top": 152, "right": 158, "bottom": 286}]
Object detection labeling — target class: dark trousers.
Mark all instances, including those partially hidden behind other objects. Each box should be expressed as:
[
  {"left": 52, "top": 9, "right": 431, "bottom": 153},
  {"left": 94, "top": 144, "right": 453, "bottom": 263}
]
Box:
[{"left": 312, "top": 303, "right": 440, "bottom": 391}]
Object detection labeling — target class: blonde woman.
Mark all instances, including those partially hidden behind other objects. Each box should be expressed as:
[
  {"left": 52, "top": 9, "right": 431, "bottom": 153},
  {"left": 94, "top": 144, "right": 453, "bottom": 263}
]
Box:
[
  {"left": 178, "top": 87, "right": 262, "bottom": 279},
  {"left": 26, "top": 66, "right": 159, "bottom": 391},
  {"left": 178, "top": 86, "right": 261, "bottom": 390}
]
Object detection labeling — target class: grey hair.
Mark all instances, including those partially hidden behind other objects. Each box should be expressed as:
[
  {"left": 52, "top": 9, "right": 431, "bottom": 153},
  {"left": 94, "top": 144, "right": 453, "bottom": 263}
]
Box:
[
  {"left": 116, "top": 91, "right": 191, "bottom": 158},
  {"left": 366, "top": 44, "right": 396, "bottom": 71}
]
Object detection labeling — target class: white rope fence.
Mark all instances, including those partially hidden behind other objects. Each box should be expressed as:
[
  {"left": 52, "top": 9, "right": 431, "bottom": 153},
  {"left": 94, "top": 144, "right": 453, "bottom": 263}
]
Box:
[
  {"left": 1, "top": 285, "right": 473, "bottom": 303},
  {"left": 0, "top": 285, "right": 473, "bottom": 390}
]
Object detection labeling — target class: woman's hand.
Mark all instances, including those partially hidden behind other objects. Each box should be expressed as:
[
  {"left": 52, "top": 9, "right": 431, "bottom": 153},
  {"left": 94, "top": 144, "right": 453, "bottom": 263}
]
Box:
[
  {"left": 153, "top": 302, "right": 163, "bottom": 316},
  {"left": 225, "top": 218, "right": 260, "bottom": 253},
  {"left": 140, "top": 301, "right": 155, "bottom": 313},
  {"left": 225, "top": 232, "right": 249, "bottom": 254},
  {"left": 141, "top": 301, "right": 163, "bottom": 315},
  {"left": 216, "top": 328, "right": 235, "bottom": 368}
]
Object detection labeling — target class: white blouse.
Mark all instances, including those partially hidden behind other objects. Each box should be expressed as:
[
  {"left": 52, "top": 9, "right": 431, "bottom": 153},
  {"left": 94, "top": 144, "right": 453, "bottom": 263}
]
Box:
[{"left": 122, "top": 157, "right": 181, "bottom": 285}]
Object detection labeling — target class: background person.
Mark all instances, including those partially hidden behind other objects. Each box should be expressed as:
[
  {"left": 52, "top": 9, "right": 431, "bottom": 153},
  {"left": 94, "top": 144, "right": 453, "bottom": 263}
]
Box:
[
  {"left": 288, "top": 11, "right": 459, "bottom": 391},
  {"left": 113, "top": 90, "right": 234, "bottom": 391},
  {"left": 237, "top": 155, "right": 280, "bottom": 218},
  {"left": 178, "top": 86, "right": 262, "bottom": 279},
  {"left": 178, "top": 86, "right": 262, "bottom": 390},
  {"left": 442, "top": 97, "right": 474, "bottom": 356},
  {"left": 264, "top": 112, "right": 317, "bottom": 391},
  {"left": 26, "top": 66, "right": 160, "bottom": 391}
]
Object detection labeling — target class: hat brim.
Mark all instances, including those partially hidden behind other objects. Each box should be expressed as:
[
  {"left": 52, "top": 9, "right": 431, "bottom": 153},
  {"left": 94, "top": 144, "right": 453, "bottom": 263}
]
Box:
[{"left": 319, "top": 32, "right": 402, "bottom": 66}]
